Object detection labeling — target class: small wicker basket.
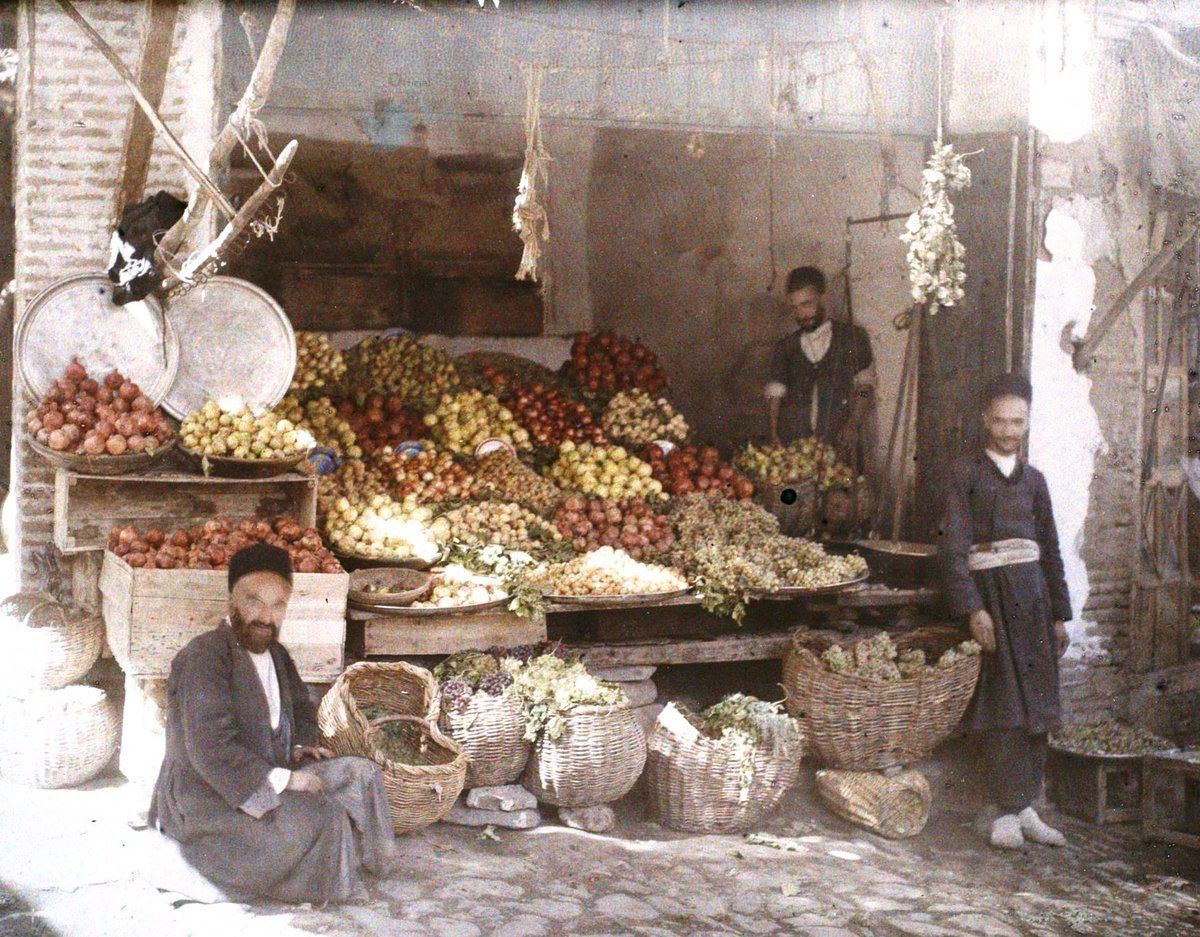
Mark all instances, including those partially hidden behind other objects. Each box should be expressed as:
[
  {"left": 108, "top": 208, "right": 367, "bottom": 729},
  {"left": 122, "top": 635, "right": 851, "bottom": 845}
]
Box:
[
  {"left": 782, "top": 626, "right": 980, "bottom": 771},
  {"left": 522, "top": 703, "right": 646, "bottom": 808},
  {"left": 0, "top": 593, "right": 103, "bottom": 693},
  {"left": 318, "top": 662, "right": 466, "bottom": 833},
  {"left": 646, "top": 703, "right": 804, "bottom": 833},
  {"left": 816, "top": 768, "right": 932, "bottom": 839},
  {"left": 439, "top": 691, "right": 531, "bottom": 789},
  {"left": 0, "top": 686, "right": 119, "bottom": 789}
]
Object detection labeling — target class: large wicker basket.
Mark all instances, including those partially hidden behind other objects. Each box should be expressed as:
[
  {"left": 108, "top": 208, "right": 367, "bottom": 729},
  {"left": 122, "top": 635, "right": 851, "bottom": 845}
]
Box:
[
  {"left": 522, "top": 703, "right": 646, "bottom": 808},
  {"left": 816, "top": 768, "right": 932, "bottom": 839},
  {"left": 439, "top": 691, "right": 531, "bottom": 789},
  {"left": 0, "top": 686, "right": 119, "bottom": 788},
  {"left": 0, "top": 593, "right": 103, "bottom": 693},
  {"left": 782, "top": 626, "right": 980, "bottom": 770},
  {"left": 318, "top": 662, "right": 466, "bottom": 833},
  {"left": 646, "top": 703, "right": 804, "bottom": 833}
]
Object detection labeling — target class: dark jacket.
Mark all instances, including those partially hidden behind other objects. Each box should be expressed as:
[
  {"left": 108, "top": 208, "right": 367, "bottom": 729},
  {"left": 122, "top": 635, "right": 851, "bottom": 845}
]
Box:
[
  {"left": 149, "top": 623, "right": 318, "bottom": 829},
  {"left": 769, "top": 319, "right": 873, "bottom": 442}
]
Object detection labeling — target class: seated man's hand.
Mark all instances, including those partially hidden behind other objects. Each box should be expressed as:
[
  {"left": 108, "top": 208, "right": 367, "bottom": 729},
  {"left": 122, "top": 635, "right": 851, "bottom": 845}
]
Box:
[
  {"left": 286, "top": 770, "right": 325, "bottom": 795},
  {"left": 291, "top": 745, "right": 335, "bottom": 766}
]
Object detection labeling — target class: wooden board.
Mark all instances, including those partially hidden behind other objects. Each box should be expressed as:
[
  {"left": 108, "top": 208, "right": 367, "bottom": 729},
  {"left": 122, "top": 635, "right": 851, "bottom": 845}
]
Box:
[
  {"left": 1143, "top": 751, "right": 1200, "bottom": 850},
  {"left": 572, "top": 631, "right": 793, "bottom": 668},
  {"left": 55, "top": 469, "right": 317, "bottom": 554},
  {"left": 363, "top": 612, "right": 546, "bottom": 657},
  {"left": 100, "top": 551, "right": 346, "bottom": 681}
]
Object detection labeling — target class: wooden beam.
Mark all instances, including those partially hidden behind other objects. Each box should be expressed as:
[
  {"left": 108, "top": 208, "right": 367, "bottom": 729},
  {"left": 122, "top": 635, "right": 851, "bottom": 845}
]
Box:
[
  {"left": 572, "top": 632, "right": 793, "bottom": 668},
  {"left": 364, "top": 613, "right": 546, "bottom": 657},
  {"left": 114, "top": 0, "right": 180, "bottom": 220}
]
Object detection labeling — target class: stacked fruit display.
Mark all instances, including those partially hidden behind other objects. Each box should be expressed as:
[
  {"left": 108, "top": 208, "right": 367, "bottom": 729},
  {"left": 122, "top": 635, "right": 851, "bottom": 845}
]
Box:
[
  {"left": 501, "top": 381, "right": 605, "bottom": 450},
  {"left": 526, "top": 546, "right": 688, "bottom": 598},
  {"left": 552, "top": 496, "right": 675, "bottom": 560},
  {"left": 735, "top": 438, "right": 858, "bottom": 490},
  {"left": 472, "top": 450, "right": 564, "bottom": 517},
  {"left": 372, "top": 446, "right": 476, "bottom": 504},
  {"left": 643, "top": 444, "right": 755, "bottom": 500},
  {"left": 290, "top": 332, "right": 346, "bottom": 396},
  {"left": 424, "top": 390, "right": 532, "bottom": 456},
  {"left": 438, "top": 501, "right": 562, "bottom": 554},
  {"left": 180, "top": 398, "right": 316, "bottom": 461},
  {"left": 322, "top": 492, "right": 447, "bottom": 564},
  {"left": 26, "top": 360, "right": 174, "bottom": 456},
  {"left": 565, "top": 331, "right": 669, "bottom": 398},
  {"left": 343, "top": 334, "right": 461, "bottom": 410},
  {"left": 601, "top": 390, "right": 689, "bottom": 447},
  {"left": 279, "top": 396, "right": 362, "bottom": 459},
  {"left": 107, "top": 517, "right": 342, "bottom": 573},
  {"left": 545, "top": 442, "right": 664, "bottom": 502},
  {"left": 335, "top": 394, "right": 427, "bottom": 457}
]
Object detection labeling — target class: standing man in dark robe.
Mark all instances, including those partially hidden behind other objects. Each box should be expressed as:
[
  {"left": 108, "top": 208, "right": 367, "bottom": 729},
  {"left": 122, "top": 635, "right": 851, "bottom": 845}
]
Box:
[
  {"left": 938, "top": 373, "right": 1072, "bottom": 850},
  {"left": 764, "top": 266, "right": 876, "bottom": 464},
  {"left": 150, "top": 542, "right": 396, "bottom": 903}
]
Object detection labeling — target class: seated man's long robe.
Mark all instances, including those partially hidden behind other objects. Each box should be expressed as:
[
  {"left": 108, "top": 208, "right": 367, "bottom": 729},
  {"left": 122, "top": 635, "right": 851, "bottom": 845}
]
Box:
[{"left": 149, "top": 623, "right": 394, "bottom": 904}]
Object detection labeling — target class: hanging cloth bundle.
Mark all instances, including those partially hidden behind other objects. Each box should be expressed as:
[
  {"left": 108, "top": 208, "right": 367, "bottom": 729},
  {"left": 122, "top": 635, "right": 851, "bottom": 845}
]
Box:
[{"left": 513, "top": 63, "right": 551, "bottom": 282}]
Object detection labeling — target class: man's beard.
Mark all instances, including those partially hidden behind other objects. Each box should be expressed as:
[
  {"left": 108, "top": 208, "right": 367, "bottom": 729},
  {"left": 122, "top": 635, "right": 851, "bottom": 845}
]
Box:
[
  {"left": 798, "top": 313, "right": 826, "bottom": 333},
  {"left": 231, "top": 609, "right": 277, "bottom": 653}
]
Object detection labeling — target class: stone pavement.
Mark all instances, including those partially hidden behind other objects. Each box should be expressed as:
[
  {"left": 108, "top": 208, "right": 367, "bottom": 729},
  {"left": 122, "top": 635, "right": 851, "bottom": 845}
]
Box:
[{"left": 1, "top": 761, "right": 1199, "bottom": 937}]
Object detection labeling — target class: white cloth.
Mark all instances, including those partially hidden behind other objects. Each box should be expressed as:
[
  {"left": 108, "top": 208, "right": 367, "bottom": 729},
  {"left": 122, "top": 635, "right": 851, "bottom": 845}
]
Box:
[
  {"left": 986, "top": 449, "right": 1018, "bottom": 478},
  {"left": 799, "top": 319, "right": 833, "bottom": 364},
  {"left": 247, "top": 648, "right": 291, "bottom": 794}
]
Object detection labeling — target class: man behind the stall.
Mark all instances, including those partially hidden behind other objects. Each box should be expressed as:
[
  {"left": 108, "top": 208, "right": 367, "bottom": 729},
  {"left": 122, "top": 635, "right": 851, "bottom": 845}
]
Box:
[
  {"left": 150, "top": 542, "right": 396, "bottom": 903},
  {"left": 938, "top": 373, "right": 1072, "bottom": 850}
]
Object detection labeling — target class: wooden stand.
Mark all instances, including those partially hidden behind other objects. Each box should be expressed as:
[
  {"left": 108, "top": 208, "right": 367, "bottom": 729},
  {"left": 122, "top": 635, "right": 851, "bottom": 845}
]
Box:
[
  {"left": 1144, "top": 751, "right": 1200, "bottom": 849},
  {"left": 1047, "top": 748, "right": 1145, "bottom": 825}
]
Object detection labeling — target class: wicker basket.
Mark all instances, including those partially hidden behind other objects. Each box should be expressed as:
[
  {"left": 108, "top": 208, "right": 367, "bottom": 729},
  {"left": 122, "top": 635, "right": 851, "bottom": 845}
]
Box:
[
  {"left": 816, "top": 768, "right": 932, "bottom": 839},
  {"left": 782, "top": 626, "right": 980, "bottom": 771},
  {"left": 646, "top": 703, "right": 804, "bottom": 833},
  {"left": 0, "top": 686, "right": 119, "bottom": 788},
  {"left": 318, "top": 662, "right": 465, "bottom": 834},
  {"left": 521, "top": 703, "right": 646, "bottom": 808},
  {"left": 439, "top": 691, "right": 531, "bottom": 789},
  {"left": 0, "top": 593, "right": 102, "bottom": 693}
]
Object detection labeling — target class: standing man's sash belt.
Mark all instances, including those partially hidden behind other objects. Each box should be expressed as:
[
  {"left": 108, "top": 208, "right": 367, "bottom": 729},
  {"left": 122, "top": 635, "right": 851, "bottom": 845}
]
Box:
[{"left": 967, "top": 538, "right": 1041, "bottom": 572}]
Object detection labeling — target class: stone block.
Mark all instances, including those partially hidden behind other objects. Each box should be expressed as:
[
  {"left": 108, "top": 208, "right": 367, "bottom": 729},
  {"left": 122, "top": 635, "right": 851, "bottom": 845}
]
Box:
[
  {"left": 442, "top": 800, "right": 541, "bottom": 830},
  {"left": 632, "top": 702, "right": 665, "bottom": 738},
  {"left": 558, "top": 805, "right": 616, "bottom": 833},
  {"left": 466, "top": 785, "right": 538, "bottom": 812},
  {"left": 590, "top": 666, "right": 657, "bottom": 683},
  {"left": 621, "top": 679, "right": 658, "bottom": 708}
]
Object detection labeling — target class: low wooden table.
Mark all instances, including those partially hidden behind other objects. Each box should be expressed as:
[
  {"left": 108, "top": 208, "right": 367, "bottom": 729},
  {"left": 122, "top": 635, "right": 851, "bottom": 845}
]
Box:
[{"left": 1144, "top": 750, "right": 1200, "bottom": 848}]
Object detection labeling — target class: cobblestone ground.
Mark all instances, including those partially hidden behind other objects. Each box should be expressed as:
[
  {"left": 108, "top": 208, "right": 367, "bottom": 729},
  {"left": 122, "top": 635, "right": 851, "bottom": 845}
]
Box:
[{"left": 1, "top": 763, "right": 1199, "bottom": 937}]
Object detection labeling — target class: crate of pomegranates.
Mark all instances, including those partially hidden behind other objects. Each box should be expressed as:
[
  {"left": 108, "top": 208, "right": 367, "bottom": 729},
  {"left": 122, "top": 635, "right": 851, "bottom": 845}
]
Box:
[{"left": 99, "top": 518, "right": 348, "bottom": 681}]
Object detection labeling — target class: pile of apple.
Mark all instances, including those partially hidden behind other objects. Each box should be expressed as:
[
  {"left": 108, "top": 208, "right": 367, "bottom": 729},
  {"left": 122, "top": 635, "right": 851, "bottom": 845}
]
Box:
[
  {"left": 473, "top": 449, "right": 564, "bottom": 517},
  {"left": 372, "top": 446, "right": 476, "bottom": 504},
  {"left": 501, "top": 381, "right": 606, "bottom": 450},
  {"left": 335, "top": 394, "right": 426, "bottom": 457},
  {"left": 545, "top": 441, "right": 664, "bottom": 502},
  {"left": 643, "top": 444, "right": 755, "bottom": 500},
  {"left": 425, "top": 390, "right": 532, "bottom": 456},
  {"left": 279, "top": 396, "right": 361, "bottom": 459},
  {"left": 290, "top": 332, "right": 346, "bottom": 396},
  {"left": 343, "top": 334, "right": 461, "bottom": 410},
  {"left": 26, "top": 359, "right": 174, "bottom": 456},
  {"left": 108, "top": 517, "right": 342, "bottom": 573},
  {"left": 553, "top": 496, "right": 675, "bottom": 560},
  {"left": 565, "top": 331, "right": 668, "bottom": 398}
]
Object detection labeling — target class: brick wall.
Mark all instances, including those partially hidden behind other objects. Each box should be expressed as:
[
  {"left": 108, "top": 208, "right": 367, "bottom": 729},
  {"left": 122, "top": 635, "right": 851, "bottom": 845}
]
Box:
[{"left": 12, "top": 0, "right": 219, "bottom": 595}]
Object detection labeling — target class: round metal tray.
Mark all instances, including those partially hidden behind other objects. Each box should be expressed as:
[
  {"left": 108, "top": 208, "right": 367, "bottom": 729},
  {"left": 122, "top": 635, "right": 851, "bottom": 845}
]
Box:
[
  {"left": 754, "top": 570, "right": 870, "bottom": 599},
  {"left": 544, "top": 587, "right": 692, "bottom": 607},
  {"left": 348, "top": 567, "right": 433, "bottom": 609},
  {"left": 352, "top": 594, "right": 511, "bottom": 617},
  {"left": 27, "top": 435, "right": 176, "bottom": 476},
  {"left": 161, "top": 277, "right": 296, "bottom": 419},
  {"left": 16, "top": 274, "right": 179, "bottom": 405},
  {"left": 180, "top": 445, "right": 310, "bottom": 479}
]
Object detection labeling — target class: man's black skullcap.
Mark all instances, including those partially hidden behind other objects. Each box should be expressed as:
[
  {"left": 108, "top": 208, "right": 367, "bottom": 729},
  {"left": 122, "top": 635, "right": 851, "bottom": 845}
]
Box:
[
  {"left": 228, "top": 541, "right": 293, "bottom": 592},
  {"left": 983, "top": 372, "right": 1032, "bottom": 406}
]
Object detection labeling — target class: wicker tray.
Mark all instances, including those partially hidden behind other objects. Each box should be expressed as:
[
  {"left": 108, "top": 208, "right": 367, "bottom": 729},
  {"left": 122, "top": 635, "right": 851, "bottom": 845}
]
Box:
[
  {"left": 544, "top": 587, "right": 692, "bottom": 607},
  {"left": 334, "top": 551, "right": 436, "bottom": 573},
  {"left": 180, "top": 445, "right": 311, "bottom": 479},
  {"left": 754, "top": 571, "right": 869, "bottom": 600},
  {"left": 816, "top": 768, "right": 932, "bottom": 839},
  {"left": 348, "top": 567, "right": 433, "bottom": 609},
  {"left": 28, "top": 436, "right": 176, "bottom": 476}
]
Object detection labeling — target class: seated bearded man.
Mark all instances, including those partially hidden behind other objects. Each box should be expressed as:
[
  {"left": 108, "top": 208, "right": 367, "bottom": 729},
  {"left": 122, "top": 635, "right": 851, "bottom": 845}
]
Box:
[{"left": 150, "top": 542, "right": 396, "bottom": 904}]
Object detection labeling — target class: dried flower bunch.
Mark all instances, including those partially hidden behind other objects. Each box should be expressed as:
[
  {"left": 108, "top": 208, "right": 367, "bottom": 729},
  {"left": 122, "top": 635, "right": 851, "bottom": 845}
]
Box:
[{"left": 900, "top": 143, "right": 972, "bottom": 314}]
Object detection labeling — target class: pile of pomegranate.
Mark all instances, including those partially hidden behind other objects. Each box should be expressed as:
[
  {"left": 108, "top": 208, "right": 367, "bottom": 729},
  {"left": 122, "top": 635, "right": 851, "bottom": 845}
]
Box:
[
  {"left": 564, "top": 332, "right": 668, "bottom": 398},
  {"left": 107, "top": 517, "right": 342, "bottom": 573},
  {"left": 552, "top": 496, "right": 675, "bottom": 560},
  {"left": 26, "top": 359, "right": 173, "bottom": 457},
  {"left": 643, "top": 444, "right": 755, "bottom": 500},
  {"left": 336, "top": 394, "right": 427, "bottom": 457}
]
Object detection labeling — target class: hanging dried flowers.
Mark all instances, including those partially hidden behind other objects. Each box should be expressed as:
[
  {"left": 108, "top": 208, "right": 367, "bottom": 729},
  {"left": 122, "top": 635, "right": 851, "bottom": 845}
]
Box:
[
  {"left": 900, "top": 143, "right": 972, "bottom": 314},
  {"left": 513, "top": 64, "right": 551, "bottom": 282}
]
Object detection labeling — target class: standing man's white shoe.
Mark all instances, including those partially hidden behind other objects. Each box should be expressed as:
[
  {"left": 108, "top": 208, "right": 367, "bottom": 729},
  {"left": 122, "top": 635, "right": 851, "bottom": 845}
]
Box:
[
  {"left": 1019, "top": 806, "right": 1066, "bottom": 846},
  {"left": 990, "top": 814, "right": 1025, "bottom": 849}
]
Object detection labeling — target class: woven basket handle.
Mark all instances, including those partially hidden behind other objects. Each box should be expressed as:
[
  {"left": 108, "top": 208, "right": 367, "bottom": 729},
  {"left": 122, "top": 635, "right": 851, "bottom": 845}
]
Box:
[{"left": 367, "top": 713, "right": 433, "bottom": 729}]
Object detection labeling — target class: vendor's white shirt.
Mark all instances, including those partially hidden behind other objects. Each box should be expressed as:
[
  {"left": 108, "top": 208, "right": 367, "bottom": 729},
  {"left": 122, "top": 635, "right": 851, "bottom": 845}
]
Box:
[
  {"left": 986, "top": 449, "right": 1018, "bottom": 478},
  {"left": 246, "top": 646, "right": 292, "bottom": 794},
  {"left": 799, "top": 319, "right": 833, "bottom": 364}
]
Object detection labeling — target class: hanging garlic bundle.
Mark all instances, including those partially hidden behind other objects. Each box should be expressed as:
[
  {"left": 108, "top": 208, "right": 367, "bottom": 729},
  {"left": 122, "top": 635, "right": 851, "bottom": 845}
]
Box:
[{"left": 900, "top": 143, "right": 971, "bottom": 315}]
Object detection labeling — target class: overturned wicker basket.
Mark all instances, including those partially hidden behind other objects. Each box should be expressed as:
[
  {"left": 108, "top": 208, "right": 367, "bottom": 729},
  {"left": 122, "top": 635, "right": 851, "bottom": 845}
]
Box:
[
  {"left": 783, "top": 626, "right": 980, "bottom": 771},
  {"left": 0, "top": 686, "right": 119, "bottom": 789},
  {"left": 0, "top": 593, "right": 102, "bottom": 693},
  {"left": 816, "top": 768, "right": 932, "bottom": 839},
  {"left": 318, "top": 661, "right": 465, "bottom": 833},
  {"left": 439, "top": 691, "right": 531, "bottom": 789},
  {"left": 522, "top": 703, "right": 646, "bottom": 808},
  {"left": 646, "top": 704, "right": 804, "bottom": 833}
]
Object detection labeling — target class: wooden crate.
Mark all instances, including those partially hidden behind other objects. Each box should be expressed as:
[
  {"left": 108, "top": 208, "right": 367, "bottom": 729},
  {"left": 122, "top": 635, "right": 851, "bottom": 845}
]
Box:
[
  {"left": 55, "top": 470, "right": 317, "bottom": 555},
  {"left": 1144, "top": 751, "right": 1200, "bottom": 849},
  {"left": 1047, "top": 749, "right": 1145, "bottom": 825},
  {"left": 100, "top": 551, "right": 347, "bottom": 681}
]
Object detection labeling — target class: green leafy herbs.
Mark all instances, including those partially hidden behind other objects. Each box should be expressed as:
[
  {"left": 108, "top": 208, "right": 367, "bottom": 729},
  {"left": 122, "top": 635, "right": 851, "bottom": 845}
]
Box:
[
  {"left": 444, "top": 540, "right": 550, "bottom": 623},
  {"left": 509, "top": 653, "right": 625, "bottom": 742},
  {"left": 679, "top": 695, "right": 800, "bottom": 803},
  {"left": 819, "top": 633, "right": 980, "bottom": 682}
]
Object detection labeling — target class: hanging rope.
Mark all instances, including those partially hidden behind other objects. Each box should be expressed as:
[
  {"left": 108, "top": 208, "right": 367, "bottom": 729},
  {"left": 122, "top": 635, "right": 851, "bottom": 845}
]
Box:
[
  {"left": 766, "top": 0, "right": 779, "bottom": 291},
  {"left": 513, "top": 63, "right": 551, "bottom": 282}
]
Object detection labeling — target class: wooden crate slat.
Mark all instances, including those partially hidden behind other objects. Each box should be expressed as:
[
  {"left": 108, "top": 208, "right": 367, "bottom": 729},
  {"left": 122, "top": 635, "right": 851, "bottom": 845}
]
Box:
[
  {"left": 574, "top": 632, "right": 793, "bottom": 668},
  {"left": 364, "top": 612, "right": 546, "bottom": 657},
  {"left": 55, "top": 470, "right": 317, "bottom": 554}
]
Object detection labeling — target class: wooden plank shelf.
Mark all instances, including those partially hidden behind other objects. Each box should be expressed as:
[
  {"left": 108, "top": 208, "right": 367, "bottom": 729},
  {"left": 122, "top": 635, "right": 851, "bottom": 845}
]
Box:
[
  {"left": 571, "top": 631, "right": 793, "bottom": 668},
  {"left": 363, "top": 611, "right": 546, "bottom": 657},
  {"left": 54, "top": 469, "right": 318, "bottom": 554}
]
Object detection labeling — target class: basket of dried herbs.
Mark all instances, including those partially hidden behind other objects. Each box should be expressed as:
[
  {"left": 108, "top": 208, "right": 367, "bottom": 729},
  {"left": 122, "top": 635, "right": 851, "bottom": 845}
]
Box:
[{"left": 646, "top": 695, "right": 803, "bottom": 833}]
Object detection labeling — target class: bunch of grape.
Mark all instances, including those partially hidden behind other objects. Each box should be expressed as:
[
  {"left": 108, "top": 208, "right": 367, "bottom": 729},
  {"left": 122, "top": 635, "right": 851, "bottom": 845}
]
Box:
[
  {"left": 440, "top": 677, "right": 474, "bottom": 714},
  {"left": 478, "top": 671, "right": 514, "bottom": 696}
]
